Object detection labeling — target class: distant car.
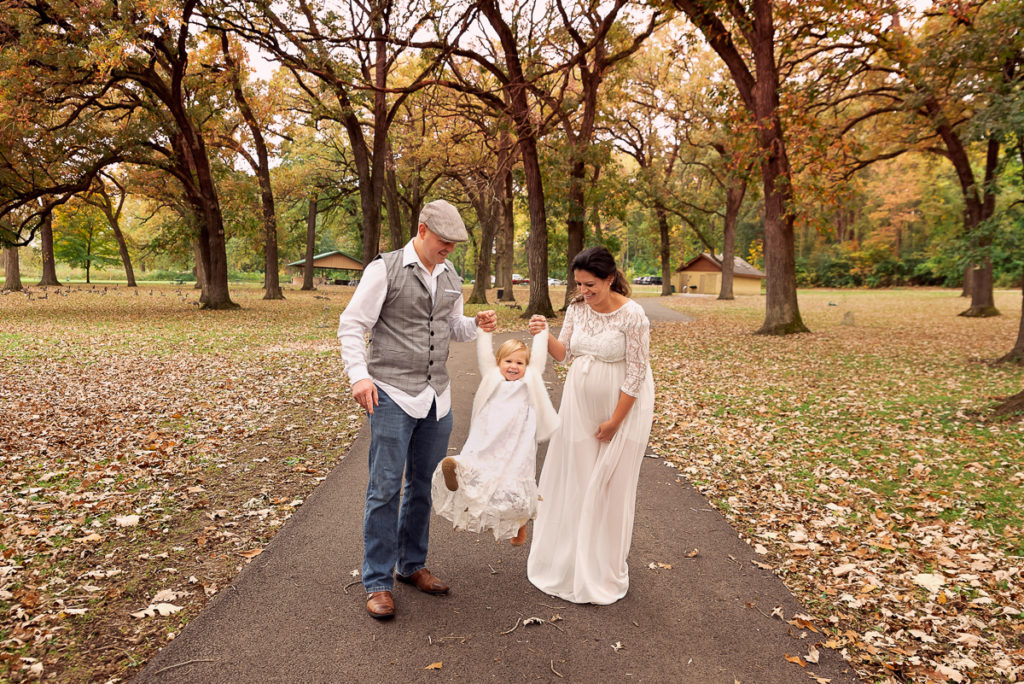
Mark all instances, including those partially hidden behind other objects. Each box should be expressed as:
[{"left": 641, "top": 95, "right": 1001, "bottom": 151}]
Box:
[
  {"left": 512, "top": 273, "right": 529, "bottom": 284},
  {"left": 547, "top": 277, "right": 566, "bottom": 285},
  {"left": 347, "top": 279, "right": 360, "bottom": 286},
  {"left": 632, "top": 276, "right": 646, "bottom": 284},
  {"left": 649, "top": 276, "right": 662, "bottom": 285}
]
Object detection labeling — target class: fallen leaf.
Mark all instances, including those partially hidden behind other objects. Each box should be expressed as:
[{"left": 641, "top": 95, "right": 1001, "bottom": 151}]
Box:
[
  {"left": 831, "top": 563, "right": 856, "bottom": 577},
  {"left": 611, "top": 641, "right": 624, "bottom": 652},
  {"left": 130, "top": 602, "right": 182, "bottom": 618},
  {"left": 911, "top": 573, "right": 945, "bottom": 593},
  {"left": 785, "top": 654, "right": 807, "bottom": 667},
  {"left": 424, "top": 662, "right": 442, "bottom": 670},
  {"left": 238, "top": 549, "right": 263, "bottom": 560},
  {"left": 115, "top": 515, "right": 140, "bottom": 527}
]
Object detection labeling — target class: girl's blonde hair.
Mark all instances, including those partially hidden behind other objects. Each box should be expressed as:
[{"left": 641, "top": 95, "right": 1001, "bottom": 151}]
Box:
[{"left": 495, "top": 339, "right": 530, "bottom": 365}]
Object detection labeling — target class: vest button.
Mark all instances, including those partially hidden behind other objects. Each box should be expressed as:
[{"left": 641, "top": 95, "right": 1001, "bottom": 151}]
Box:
[
  {"left": 429, "top": 345, "right": 434, "bottom": 351},
  {"left": 430, "top": 331, "right": 434, "bottom": 336},
  {"left": 429, "top": 360, "right": 434, "bottom": 366},
  {"left": 427, "top": 374, "right": 432, "bottom": 380},
  {"left": 429, "top": 315, "right": 434, "bottom": 321}
]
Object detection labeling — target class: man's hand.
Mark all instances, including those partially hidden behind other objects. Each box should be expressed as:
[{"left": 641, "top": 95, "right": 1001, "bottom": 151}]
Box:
[
  {"left": 352, "top": 378, "right": 379, "bottom": 415},
  {"left": 528, "top": 314, "right": 547, "bottom": 335},
  {"left": 475, "top": 309, "right": 497, "bottom": 332}
]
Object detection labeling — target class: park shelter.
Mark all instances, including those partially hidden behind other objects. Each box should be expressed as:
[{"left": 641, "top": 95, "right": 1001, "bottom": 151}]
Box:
[
  {"left": 673, "top": 253, "right": 765, "bottom": 296},
  {"left": 287, "top": 251, "right": 363, "bottom": 284}
]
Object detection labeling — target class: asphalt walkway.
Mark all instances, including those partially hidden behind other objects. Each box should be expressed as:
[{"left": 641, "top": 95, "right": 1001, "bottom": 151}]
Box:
[{"left": 135, "top": 296, "right": 858, "bottom": 683}]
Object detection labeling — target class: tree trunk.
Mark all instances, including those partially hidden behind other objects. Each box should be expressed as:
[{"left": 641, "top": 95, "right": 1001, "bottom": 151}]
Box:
[
  {"left": 719, "top": 179, "right": 747, "bottom": 300},
  {"left": 564, "top": 157, "right": 587, "bottom": 308},
  {"left": 496, "top": 135, "right": 516, "bottom": 302},
  {"left": 655, "top": 203, "right": 673, "bottom": 297},
  {"left": 992, "top": 387, "right": 1024, "bottom": 419},
  {"left": 996, "top": 285, "right": 1024, "bottom": 364},
  {"left": 750, "top": 1, "right": 806, "bottom": 334},
  {"left": 959, "top": 138, "right": 1001, "bottom": 316},
  {"left": 302, "top": 195, "right": 317, "bottom": 291},
  {"left": 221, "top": 32, "right": 281, "bottom": 300},
  {"left": 37, "top": 210, "right": 60, "bottom": 286},
  {"left": 674, "top": 0, "right": 806, "bottom": 334},
  {"left": 109, "top": 215, "right": 136, "bottom": 287},
  {"left": 961, "top": 263, "right": 972, "bottom": 297},
  {"left": 479, "top": 0, "right": 552, "bottom": 318},
  {"left": 192, "top": 237, "right": 206, "bottom": 294},
  {"left": 4, "top": 246, "right": 23, "bottom": 291},
  {"left": 384, "top": 159, "right": 406, "bottom": 252},
  {"left": 463, "top": 178, "right": 498, "bottom": 306}
]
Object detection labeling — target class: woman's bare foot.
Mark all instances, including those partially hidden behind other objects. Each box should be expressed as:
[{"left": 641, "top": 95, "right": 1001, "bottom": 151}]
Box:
[
  {"left": 441, "top": 457, "right": 459, "bottom": 491},
  {"left": 510, "top": 525, "right": 527, "bottom": 546}
]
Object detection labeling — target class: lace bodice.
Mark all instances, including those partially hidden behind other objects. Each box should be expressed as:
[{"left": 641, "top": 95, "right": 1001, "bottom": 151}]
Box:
[{"left": 558, "top": 299, "right": 651, "bottom": 397}]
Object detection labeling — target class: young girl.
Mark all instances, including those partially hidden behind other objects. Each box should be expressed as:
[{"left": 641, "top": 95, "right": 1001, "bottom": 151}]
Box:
[{"left": 431, "top": 328, "right": 559, "bottom": 545}]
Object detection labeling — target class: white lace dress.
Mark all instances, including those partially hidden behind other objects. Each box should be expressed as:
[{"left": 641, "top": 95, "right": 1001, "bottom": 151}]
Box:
[
  {"left": 431, "top": 379, "right": 540, "bottom": 541},
  {"left": 527, "top": 298, "right": 654, "bottom": 604}
]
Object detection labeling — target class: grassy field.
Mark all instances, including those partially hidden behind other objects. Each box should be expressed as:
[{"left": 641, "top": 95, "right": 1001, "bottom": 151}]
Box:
[
  {"left": 1, "top": 283, "right": 1022, "bottom": 681},
  {"left": 653, "top": 289, "right": 1024, "bottom": 683}
]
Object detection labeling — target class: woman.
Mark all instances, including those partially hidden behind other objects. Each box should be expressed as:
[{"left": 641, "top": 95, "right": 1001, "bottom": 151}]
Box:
[{"left": 526, "top": 246, "right": 655, "bottom": 604}]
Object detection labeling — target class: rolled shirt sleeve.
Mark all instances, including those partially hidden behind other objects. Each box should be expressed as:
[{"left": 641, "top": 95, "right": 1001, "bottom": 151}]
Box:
[{"left": 337, "top": 259, "right": 387, "bottom": 386}]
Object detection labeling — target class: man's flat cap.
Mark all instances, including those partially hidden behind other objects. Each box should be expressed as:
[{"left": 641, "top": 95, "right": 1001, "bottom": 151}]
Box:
[{"left": 419, "top": 199, "right": 468, "bottom": 243}]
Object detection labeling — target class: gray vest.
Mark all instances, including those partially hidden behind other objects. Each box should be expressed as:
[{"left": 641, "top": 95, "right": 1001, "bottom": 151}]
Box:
[{"left": 367, "top": 249, "right": 464, "bottom": 395}]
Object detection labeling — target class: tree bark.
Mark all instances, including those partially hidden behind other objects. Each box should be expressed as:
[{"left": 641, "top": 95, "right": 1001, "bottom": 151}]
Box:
[
  {"left": 654, "top": 203, "right": 673, "bottom": 297},
  {"left": 564, "top": 156, "right": 587, "bottom": 307},
  {"left": 673, "top": 0, "right": 807, "bottom": 334},
  {"left": 462, "top": 176, "right": 498, "bottom": 306},
  {"left": 719, "top": 179, "right": 747, "bottom": 300},
  {"left": 37, "top": 210, "right": 60, "bottom": 286},
  {"left": 192, "top": 237, "right": 206, "bottom": 294},
  {"left": 302, "top": 195, "right": 317, "bottom": 291},
  {"left": 108, "top": 212, "right": 136, "bottom": 287},
  {"left": 996, "top": 285, "right": 1024, "bottom": 365},
  {"left": 384, "top": 153, "right": 406, "bottom": 252},
  {"left": 220, "top": 33, "right": 281, "bottom": 301},
  {"left": 479, "top": 0, "right": 553, "bottom": 318},
  {"left": 4, "top": 246, "right": 23, "bottom": 291}
]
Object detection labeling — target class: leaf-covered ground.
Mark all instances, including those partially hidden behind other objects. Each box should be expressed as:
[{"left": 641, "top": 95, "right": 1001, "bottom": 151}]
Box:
[
  {"left": 1, "top": 284, "right": 1022, "bottom": 682},
  {"left": 652, "top": 289, "right": 1024, "bottom": 683},
  {"left": 0, "top": 284, "right": 364, "bottom": 682}
]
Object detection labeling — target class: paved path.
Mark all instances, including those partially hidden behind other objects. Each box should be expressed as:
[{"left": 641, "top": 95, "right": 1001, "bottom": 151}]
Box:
[{"left": 136, "top": 300, "right": 858, "bottom": 683}]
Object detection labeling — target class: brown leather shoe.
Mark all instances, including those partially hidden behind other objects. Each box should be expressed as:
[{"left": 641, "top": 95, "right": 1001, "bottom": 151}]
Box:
[
  {"left": 366, "top": 591, "right": 395, "bottom": 619},
  {"left": 396, "top": 568, "right": 449, "bottom": 595}
]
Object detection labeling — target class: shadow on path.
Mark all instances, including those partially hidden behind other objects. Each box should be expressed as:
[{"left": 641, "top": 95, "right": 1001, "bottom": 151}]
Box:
[{"left": 136, "top": 311, "right": 858, "bottom": 683}]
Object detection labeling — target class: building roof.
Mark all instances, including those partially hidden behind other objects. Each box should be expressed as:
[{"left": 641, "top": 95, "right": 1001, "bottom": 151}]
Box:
[
  {"left": 287, "top": 251, "right": 363, "bottom": 271},
  {"left": 676, "top": 253, "right": 765, "bottom": 278}
]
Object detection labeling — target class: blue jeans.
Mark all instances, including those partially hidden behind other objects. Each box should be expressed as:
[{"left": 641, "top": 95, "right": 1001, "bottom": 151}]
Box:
[{"left": 362, "top": 390, "right": 452, "bottom": 593}]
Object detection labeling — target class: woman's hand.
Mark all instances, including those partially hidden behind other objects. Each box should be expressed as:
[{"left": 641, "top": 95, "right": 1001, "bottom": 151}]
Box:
[
  {"left": 528, "top": 314, "right": 547, "bottom": 335},
  {"left": 595, "top": 418, "right": 622, "bottom": 443}
]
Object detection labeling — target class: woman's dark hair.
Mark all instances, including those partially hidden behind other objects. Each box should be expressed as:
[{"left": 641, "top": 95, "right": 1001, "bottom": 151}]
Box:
[{"left": 569, "top": 246, "right": 631, "bottom": 303}]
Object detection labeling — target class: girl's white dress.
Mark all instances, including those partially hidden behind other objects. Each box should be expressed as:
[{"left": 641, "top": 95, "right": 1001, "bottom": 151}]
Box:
[
  {"left": 431, "top": 331, "right": 559, "bottom": 541},
  {"left": 527, "top": 298, "right": 654, "bottom": 605}
]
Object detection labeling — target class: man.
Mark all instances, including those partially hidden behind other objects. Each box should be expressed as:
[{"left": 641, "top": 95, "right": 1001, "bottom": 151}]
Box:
[{"left": 338, "top": 199, "right": 497, "bottom": 619}]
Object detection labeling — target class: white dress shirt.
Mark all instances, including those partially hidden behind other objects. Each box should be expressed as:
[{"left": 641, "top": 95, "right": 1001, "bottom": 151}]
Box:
[{"left": 338, "top": 240, "right": 478, "bottom": 420}]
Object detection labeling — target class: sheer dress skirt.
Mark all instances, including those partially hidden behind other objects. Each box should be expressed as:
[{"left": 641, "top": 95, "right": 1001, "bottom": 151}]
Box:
[{"left": 527, "top": 354, "right": 655, "bottom": 605}]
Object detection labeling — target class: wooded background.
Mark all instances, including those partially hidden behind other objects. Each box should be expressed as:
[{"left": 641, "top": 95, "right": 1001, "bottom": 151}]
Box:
[{"left": 2, "top": 0, "right": 1022, "bottom": 337}]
